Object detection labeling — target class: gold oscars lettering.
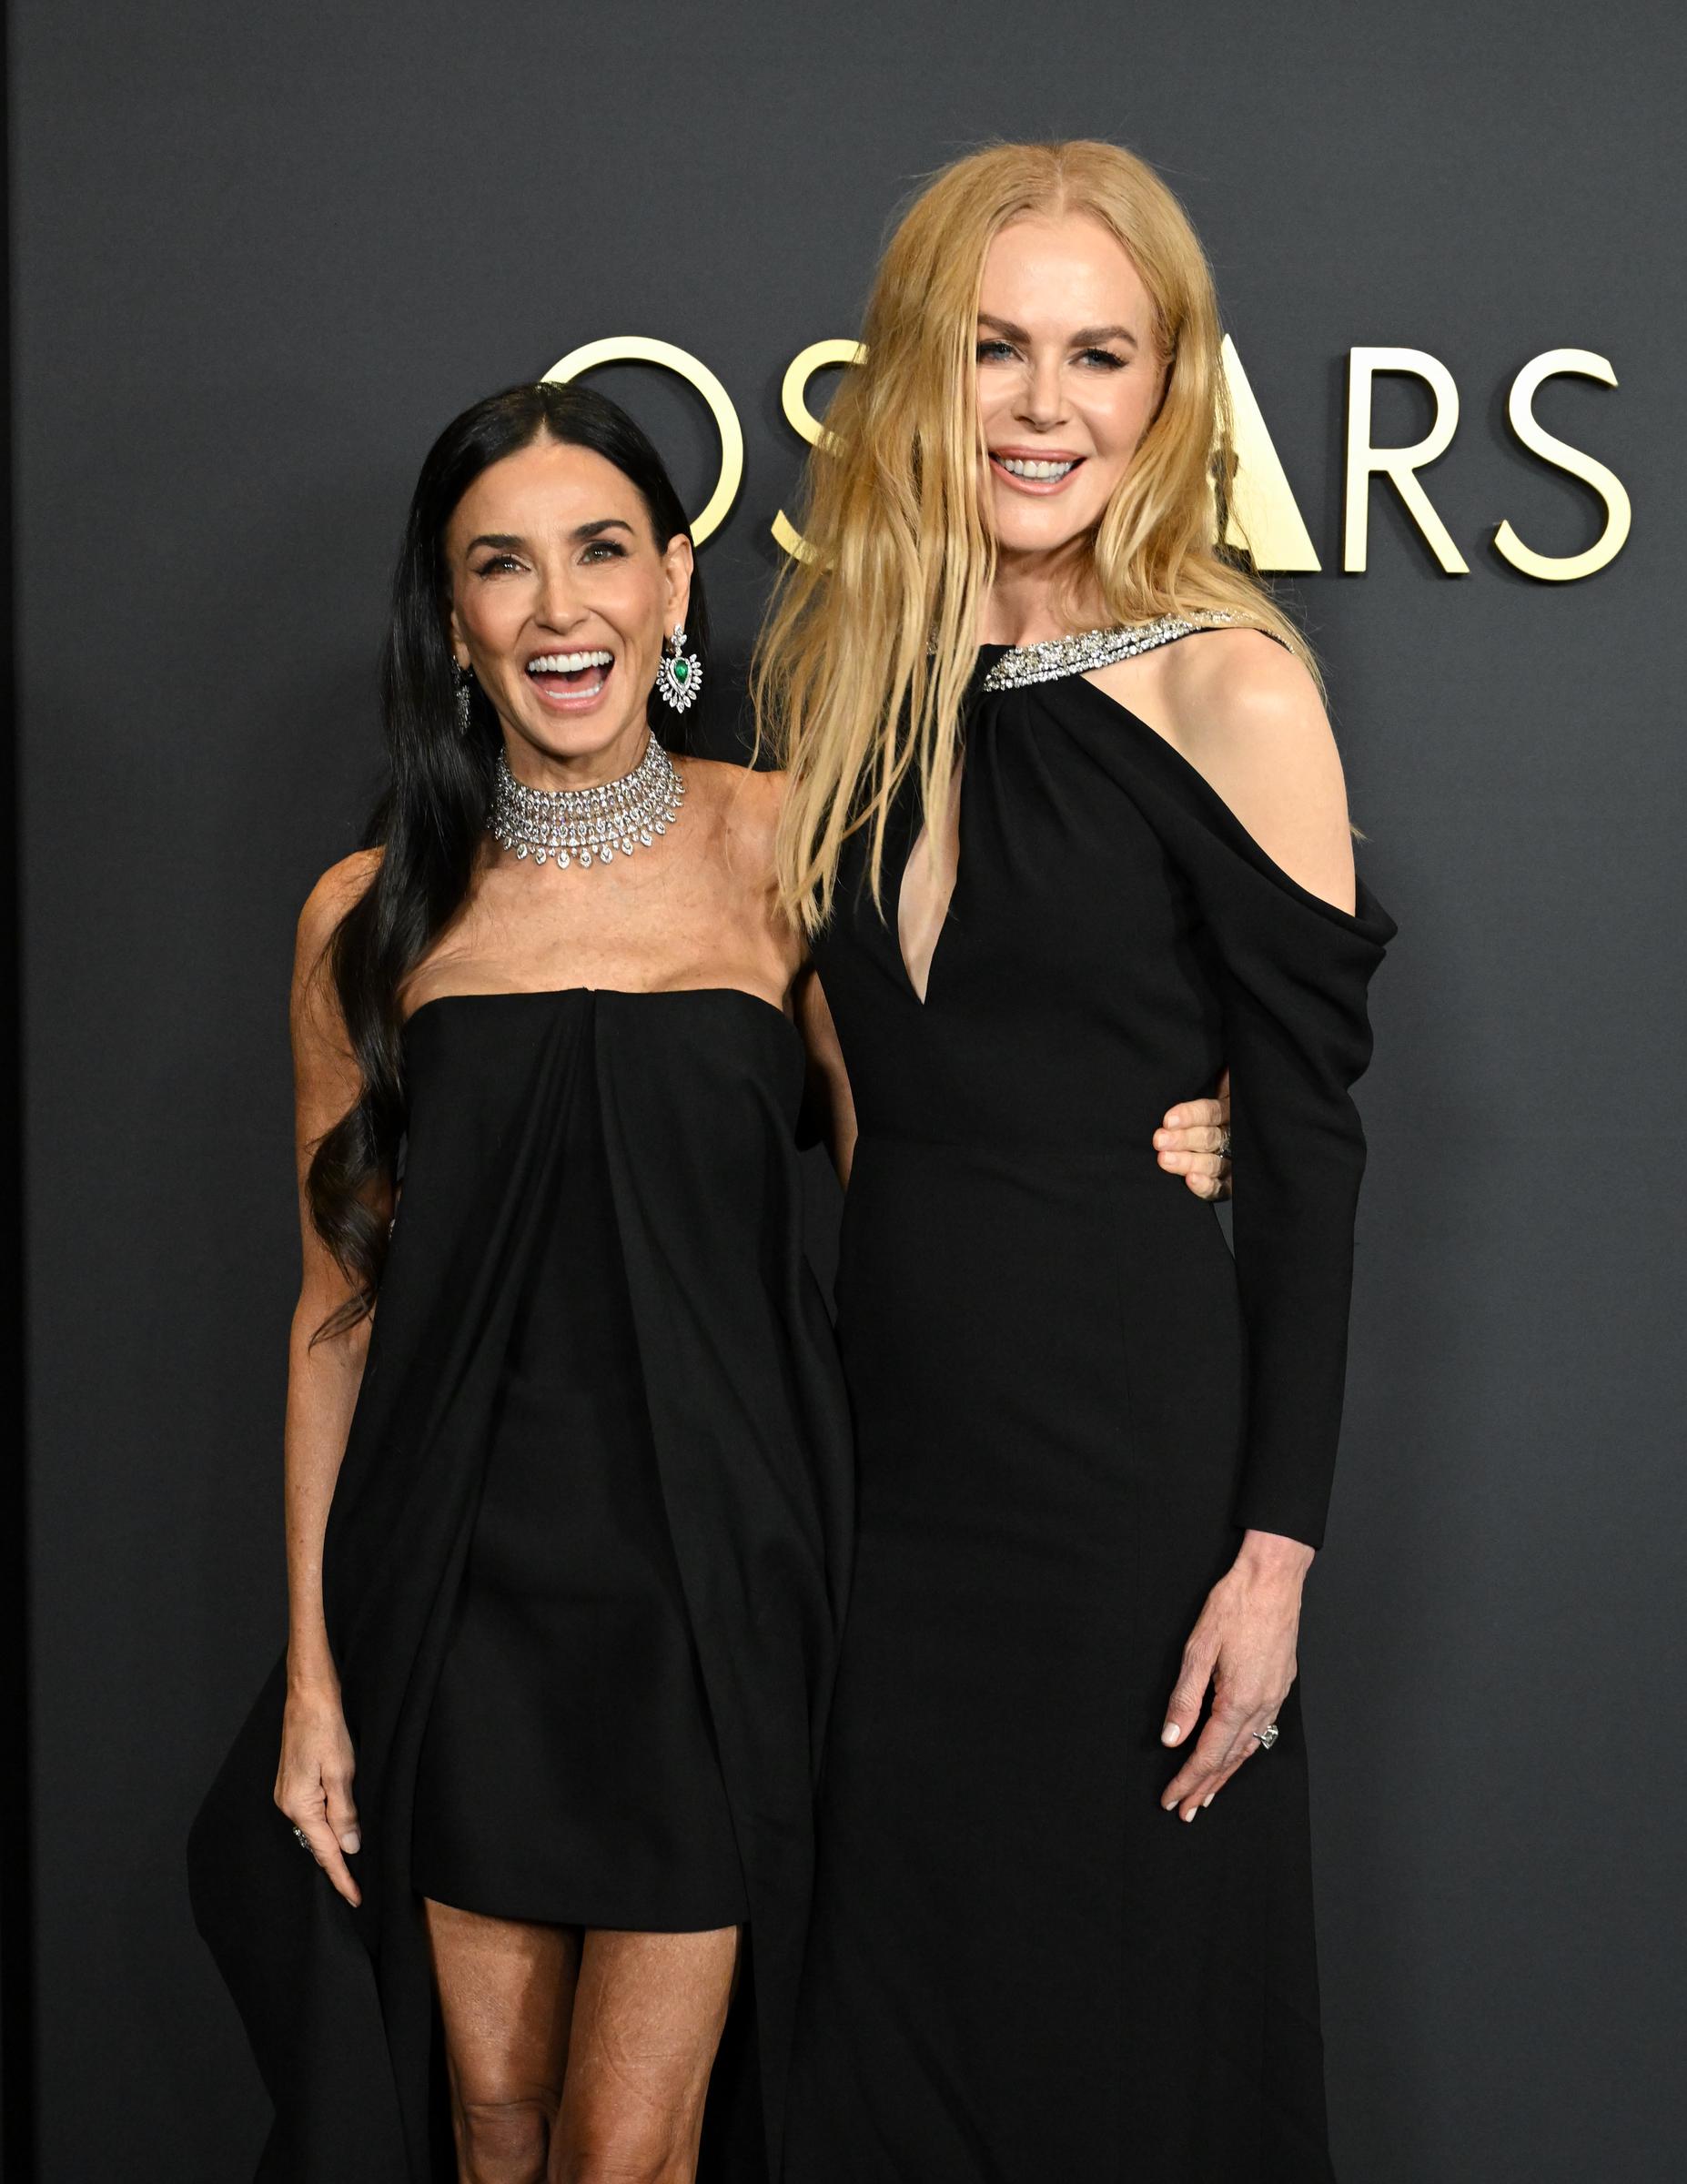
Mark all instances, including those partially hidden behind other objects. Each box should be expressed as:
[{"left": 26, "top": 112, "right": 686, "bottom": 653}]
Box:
[
  {"left": 1490, "top": 350, "right": 1631, "bottom": 581},
  {"left": 545, "top": 338, "right": 1628, "bottom": 581},
  {"left": 545, "top": 336, "right": 745, "bottom": 545},
  {"left": 770, "top": 340, "right": 866, "bottom": 562}
]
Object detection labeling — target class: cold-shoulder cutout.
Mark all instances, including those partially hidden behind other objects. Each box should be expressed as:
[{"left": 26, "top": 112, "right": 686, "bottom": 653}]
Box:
[
  {"left": 1147, "top": 626, "right": 1353, "bottom": 907},
  {"left": 1065, "top": 671, "right": 1389, "bottom": 945}
]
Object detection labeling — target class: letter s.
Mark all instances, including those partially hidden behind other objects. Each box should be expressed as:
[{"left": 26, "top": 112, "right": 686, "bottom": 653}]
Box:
[
  {"left": 1492, "top": 350, "right": 1631, "bottom": 581},
  {"left": 772, "top": 340, "right": 866, "bottom": 563}
]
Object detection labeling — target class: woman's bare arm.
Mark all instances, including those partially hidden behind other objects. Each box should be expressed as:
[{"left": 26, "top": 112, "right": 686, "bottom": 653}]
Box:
[
  {"left": 274, "top": 850, "right": 386, "bottom": 1905},
  {"left": 794, "top": 965, "right": 858, "bottom": 1187}
]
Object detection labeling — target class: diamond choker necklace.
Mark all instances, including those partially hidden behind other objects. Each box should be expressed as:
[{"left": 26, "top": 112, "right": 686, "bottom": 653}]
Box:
[{"left": 489, "top": 735, "right": 685, "bottom": 872}]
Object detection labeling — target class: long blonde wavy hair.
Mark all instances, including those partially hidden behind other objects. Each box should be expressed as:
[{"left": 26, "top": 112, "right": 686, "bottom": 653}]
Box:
[{"left": 753, "top": 137, "right": 1313, "bottom": 935}]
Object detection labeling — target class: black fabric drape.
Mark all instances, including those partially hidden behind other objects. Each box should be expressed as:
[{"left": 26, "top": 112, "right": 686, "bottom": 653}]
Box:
[{"left": 189, "top": 988, "right": 853, "bottom": 2182}]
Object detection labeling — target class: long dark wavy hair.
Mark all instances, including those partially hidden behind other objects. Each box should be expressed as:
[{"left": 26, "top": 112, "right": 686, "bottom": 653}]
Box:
[{"left": 308, "top": 379, "right": 709, "bottom": 1338}]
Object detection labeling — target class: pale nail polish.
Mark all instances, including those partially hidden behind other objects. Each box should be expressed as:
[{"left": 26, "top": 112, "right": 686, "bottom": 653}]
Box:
[
  {"left": 1162, "top": 1723, "right": 1182, "bottom": 1745},
  {"left": 1202, "top": 1795, "right": 1214, "bottom": 1808}
]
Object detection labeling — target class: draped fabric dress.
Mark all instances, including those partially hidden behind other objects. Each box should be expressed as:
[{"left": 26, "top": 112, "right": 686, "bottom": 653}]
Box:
[
  {"left": 188, "top": 987, "right": 854, "bottom": 2184},
  {"left": 782, "top": 633, "right": 1397, "bottom": 2183}
]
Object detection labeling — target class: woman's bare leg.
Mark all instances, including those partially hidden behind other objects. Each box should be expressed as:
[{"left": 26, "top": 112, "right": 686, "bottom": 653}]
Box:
[
  {"left": 423, "top": 1896, "right": 581, "bottom": 2184},
  {"left": 550, "top": 1926, "right": 741, "bottom": 2184}
]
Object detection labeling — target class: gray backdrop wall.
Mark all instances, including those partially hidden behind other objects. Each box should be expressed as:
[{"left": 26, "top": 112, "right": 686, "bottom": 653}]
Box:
[{"left": 12, "top": 2, "right": 1684, "bottom": 2179}]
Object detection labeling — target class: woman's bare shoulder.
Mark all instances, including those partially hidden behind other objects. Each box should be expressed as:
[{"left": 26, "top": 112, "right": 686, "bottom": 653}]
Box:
[
  {"left": 1159, "top": 623, "right": 1321, "bottom": 725},
  {"left": 678, "top": 753, "right": 786, "bottom": 794},
  {"left": 682, "top": 757, "right": 786, "bottom": 846},
  {"left": 1154, "top": 630, "right": 1356, "bottom": 913},
  {"left": 296, "top": 849, "right": 382, "bottom": 977}
]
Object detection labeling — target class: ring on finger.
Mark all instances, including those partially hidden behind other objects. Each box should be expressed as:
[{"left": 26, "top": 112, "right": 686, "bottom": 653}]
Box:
[
  {"left": 1217, "top": 1127, "right": 1233, "bottom": 1158},
  {"left": 291, "top": 1822, "right": 316, "bottom": 1855},
  {"left": 1249, "top": 1722, "right": 1280, "bottom": 1751}
]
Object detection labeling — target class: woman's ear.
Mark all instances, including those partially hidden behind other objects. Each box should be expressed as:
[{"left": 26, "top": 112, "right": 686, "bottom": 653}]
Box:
[
  {"left": 444, "top": 596, "right": 469, "bottom": 671},
  {"left": 663, "top": 534, "right": 695, "bottom": 631}
]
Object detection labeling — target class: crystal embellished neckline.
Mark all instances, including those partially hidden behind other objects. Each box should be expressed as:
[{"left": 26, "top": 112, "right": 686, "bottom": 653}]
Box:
[
  {"left": 978, "top": 610, "right": 1237, "bottom": 691},
  {"left": 489, "top": 734, "right": 685, "bottom": 872}
]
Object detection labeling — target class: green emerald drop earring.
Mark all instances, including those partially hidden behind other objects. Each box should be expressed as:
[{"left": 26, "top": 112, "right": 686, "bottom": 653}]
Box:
[{"left": 656, "top": 623, "right": 702, "bottom": 713}]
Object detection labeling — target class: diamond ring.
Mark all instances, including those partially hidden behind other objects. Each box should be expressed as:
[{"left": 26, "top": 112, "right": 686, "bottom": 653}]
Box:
[{"left": 1250, "top": 1723, "right": 1280, "bottom": 1751}]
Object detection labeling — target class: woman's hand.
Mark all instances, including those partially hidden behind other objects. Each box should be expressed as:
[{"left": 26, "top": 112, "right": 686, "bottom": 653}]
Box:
[
  {"left": 274, "top": 1680, "right": 363, "bottom": 1906},
  {"left": 1154, "top": 1067, "right": 1231, "bottom": 1200},
  {"left": 1157, "top": 1529, "right": 1312, "bottom": 1818}
]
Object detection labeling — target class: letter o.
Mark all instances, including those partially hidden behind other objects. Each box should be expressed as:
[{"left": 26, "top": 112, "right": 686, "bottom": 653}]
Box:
[{"left": 542, "top": 337, "right": 744, "bottom": 545}]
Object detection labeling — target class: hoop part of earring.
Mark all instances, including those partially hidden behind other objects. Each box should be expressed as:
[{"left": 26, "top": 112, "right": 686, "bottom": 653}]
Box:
[
  {"left": 655, "top": 624, "right": 702, "bottom": 713},
  {"left": 452, "top": 660, "right": 474, "bottom": 736}
]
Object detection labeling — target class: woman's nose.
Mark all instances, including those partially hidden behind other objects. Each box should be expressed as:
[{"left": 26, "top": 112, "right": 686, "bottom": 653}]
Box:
[
  {"left": 534, "top": 571, "right": 586, "bottom": 631},
  {"left": 1018, "top": 355, "right": 1066, "bottom": 430}
]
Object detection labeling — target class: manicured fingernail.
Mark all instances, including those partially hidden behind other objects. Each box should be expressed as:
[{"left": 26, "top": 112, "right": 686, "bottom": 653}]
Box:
[
  {"left": 1202, "top": 1794, "right": 1214, "bottom": 1808},
  {"left": 1182, "top": 1805, "right": 1197, "bottom": 1823},
  {"left": 342, "top": 1831, "right": 360, "bottom": 1854},
  {"left": 1162, "top": 1723, "right": 1182, "bottom": 1745}
]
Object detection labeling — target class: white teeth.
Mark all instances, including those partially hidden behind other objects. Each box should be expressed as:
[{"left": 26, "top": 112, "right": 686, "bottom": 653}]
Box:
[
  {"left": 998, "top": 456, "right": 1077, "bottom": 480},
  {"left": 527, "top": 650, "right": 613, "bottom": 673}
]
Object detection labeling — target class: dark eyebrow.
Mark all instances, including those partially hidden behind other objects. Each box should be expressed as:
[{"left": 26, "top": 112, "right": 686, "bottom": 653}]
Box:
[
  {"left": 977, "top": 312, "right": 1138, "bottom": 353},
  {"left": 465, "top": 517, "right": 637, "bottom": 554}
]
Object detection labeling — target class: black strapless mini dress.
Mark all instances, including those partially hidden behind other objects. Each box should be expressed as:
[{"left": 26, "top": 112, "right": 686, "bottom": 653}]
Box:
[
  {"left": 409, "top": 1010, "right": 748, "bottom": 1930},
  {"left": 188, "top": 986, "right": 853, "bottom": 2184}
]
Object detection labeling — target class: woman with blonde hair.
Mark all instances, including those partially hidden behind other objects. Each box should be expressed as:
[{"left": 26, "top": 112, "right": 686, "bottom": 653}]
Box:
[{"left": 761, "top": 140, "right": 1397, "bottom": 2179}]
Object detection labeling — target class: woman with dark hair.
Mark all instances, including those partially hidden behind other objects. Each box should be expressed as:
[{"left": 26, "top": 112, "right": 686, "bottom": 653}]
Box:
[{"left": 186, "top": 380, "right": 854, "bottom": 2184}]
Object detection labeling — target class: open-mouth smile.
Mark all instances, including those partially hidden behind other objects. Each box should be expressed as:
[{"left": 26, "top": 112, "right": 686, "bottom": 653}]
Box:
[
  {"left": 990, "top": 450, "right": 1086, "bottom": 495},
  {"left": 526, "top": 649, "right": 614, "bottom": 710}
]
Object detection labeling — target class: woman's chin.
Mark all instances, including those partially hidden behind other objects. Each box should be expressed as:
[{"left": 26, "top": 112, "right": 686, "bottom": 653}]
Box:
[
  {"left": 507, "top": 706, "right": 649, "bottom": 774},
  {"left": 989, "top": 500, "right": 1106, "bottom": 563}
]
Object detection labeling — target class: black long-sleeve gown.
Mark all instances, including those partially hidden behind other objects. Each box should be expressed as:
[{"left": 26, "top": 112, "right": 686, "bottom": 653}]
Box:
[
  {"left": 188, "top": 987, "right": 854, "bottom": 2183},
  {"left": 783, "top": 628, "right": 1397, "bottom": 2182}
]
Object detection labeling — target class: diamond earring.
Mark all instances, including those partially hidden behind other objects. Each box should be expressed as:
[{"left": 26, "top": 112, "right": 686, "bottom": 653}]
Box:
[
  {"left": 452, "top": 660, "right": 473, "bottom": 736},
  {"left": 655, "top": 624, "right": 702, "bottom": 713}
]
